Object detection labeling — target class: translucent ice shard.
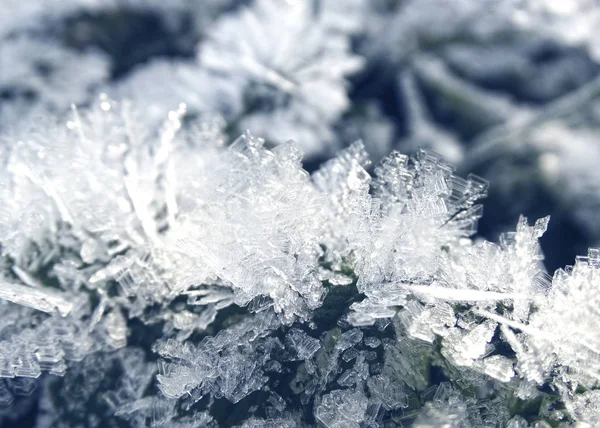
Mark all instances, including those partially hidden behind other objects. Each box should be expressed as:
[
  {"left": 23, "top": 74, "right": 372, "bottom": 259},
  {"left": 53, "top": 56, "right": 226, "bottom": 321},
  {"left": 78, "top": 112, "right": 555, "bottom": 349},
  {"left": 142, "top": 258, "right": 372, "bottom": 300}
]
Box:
[
  {"left": 441, "top": 320, "right": 497, "bottom": 367},
  {"left": 479, "top": 355, "right": 515, "bottom": 383},
  {"left": 0, "top": 281, "right": 73, "bottom": 316},
  {"left": 335, "top": 329, "right": 363, "bottom": 352},
  {"left": 315, "top": 389, "right": 368, "bottom": 428},
  {"left": 155, "top": 312, "right": 280, "bottom": 403},
  {"left": 286, "top": 329, "right": 321, "bottom": 361}
]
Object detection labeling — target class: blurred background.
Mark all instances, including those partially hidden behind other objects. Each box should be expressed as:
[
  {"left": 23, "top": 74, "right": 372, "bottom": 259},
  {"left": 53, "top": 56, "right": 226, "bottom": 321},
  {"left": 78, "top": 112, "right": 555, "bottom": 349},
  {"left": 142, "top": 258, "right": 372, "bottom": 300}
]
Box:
[{"left": 1, "top": 0, "right": 599, "bottom": 277}]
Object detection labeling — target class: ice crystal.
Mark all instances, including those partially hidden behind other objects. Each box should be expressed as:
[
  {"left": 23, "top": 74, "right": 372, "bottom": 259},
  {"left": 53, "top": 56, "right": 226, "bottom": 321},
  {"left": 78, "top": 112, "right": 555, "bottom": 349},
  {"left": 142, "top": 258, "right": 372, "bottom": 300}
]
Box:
[
  {"left": 315, "top": 389, "right": 368, "bottom": 428},
  {"left": 155, "top": 311, "right": 280, "bottom": 403},
  {"left": 1, "top": 94, "right": 600, "bottom": 425},
  {"left": 320, "top": 143, "right": 490, "bottom": 326},
  {"left": 1, "top": 97, "right": 330, "bottom": 330},
  {"left": 2, "top": 1, "right": 600, "bottom": 427},
  {"left": 527, "top": 247, "right": 600, "bottom": 387},
  {"left": 169, "top": 131, "right": 327, "bottom": 321}
]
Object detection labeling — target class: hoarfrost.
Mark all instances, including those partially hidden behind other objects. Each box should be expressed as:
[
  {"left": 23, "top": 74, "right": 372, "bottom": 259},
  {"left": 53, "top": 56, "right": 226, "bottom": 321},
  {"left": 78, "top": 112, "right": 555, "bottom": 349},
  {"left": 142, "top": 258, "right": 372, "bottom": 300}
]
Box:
[
  {"left": 315, "top": 389, "right": 368, "bottom": 428},
  {"left": 0, "top": 97, "right": 599, "bottom": 425}
]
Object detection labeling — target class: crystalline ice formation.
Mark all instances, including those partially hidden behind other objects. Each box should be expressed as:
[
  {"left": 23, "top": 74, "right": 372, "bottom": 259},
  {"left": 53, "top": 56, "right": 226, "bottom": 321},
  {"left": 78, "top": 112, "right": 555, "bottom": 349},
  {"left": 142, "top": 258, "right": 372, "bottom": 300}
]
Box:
[
  {"left": 316, "top": 142, "right": 489, "bottom": 326},
  {"left": 315, "top": 389, "right": 368, "bottom": 428},
  {"left": 34, "top": 346, "right": 159, "bottom": 427},
  {"left": 237, "top": 416, "right": 300, "bottom": 428},
  {"left": 0, "top": 300, "right": 95, "bottom": 379},
  {"left": 4, "top": 1, "right": 600, "bottom": 426},
  {"left": 314, "top": 142, "right": 557, "bottom": 391},
  {"left": 0, "top": 98, "right": 330, "bottom": 386},
  {"left": 155, "top": 311, "right": 280, "bottom": 403},
  {"left": 390, "top": 216, "right": 553, "bottom": 384},
  {"left": 312, "top": 140, "right": 371, "bottom": 267},
  {"left": 285, "top": 328, "right": 321, "bottom": 361},
  {"left": 527, "top": 247, "right": 600, "bottom": 387},
  {"left": 0, "top": 280, "right": 73, "bottom": 317},
  {"left": 438, "top": 243, "right": 600, "bottom": 399},
  {"left": 440, "top": 216, "right": 550, "bottom": 317},
  {"left": 562, "top": 389, "right": 600, "bottom": 426},
  {"left": 3, "top": 93, "right": 600, "bottom": 426},
  {"left": 170, "top": 131, "right": 327, "bottom": 321},
  {"left": 1, "top": 96, "right": 330, "bottom": 324},
  {"left": 310, "top": 138, "right": 563, "bottom": 391},
  {"left": 0, "top": 96, "right": 187, "bottom": 266}
]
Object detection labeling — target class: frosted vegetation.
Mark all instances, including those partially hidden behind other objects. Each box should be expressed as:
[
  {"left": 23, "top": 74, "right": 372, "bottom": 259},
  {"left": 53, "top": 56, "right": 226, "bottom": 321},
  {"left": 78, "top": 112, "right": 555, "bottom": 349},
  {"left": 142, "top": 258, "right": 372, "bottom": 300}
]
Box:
[{"left": 1, "top": 0, "right": 600, "bottom": 427}]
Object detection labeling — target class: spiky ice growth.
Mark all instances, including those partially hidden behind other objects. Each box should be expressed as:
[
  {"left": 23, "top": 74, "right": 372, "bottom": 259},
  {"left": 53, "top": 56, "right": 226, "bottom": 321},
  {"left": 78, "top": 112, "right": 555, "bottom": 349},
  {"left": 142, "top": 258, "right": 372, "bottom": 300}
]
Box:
[{"left": 1, "top": 98, "right": 600, "bottom": 426}]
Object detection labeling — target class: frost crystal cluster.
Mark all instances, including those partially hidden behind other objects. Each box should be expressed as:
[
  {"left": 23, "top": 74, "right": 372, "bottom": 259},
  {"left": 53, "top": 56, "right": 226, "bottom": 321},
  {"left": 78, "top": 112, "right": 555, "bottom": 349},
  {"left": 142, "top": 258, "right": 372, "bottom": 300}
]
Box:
[
  {"left": 0, "top": 97, "right": 598, "bottom": 427},
  {"left": 2, "top": 0, "right": 600, "bottom": 427}
]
